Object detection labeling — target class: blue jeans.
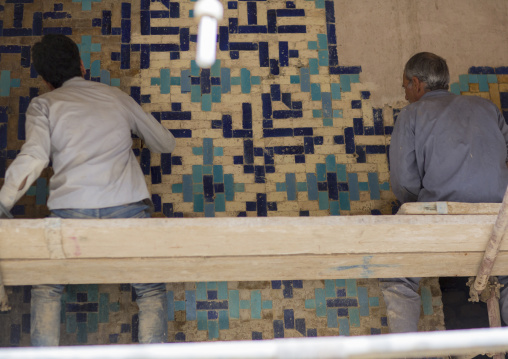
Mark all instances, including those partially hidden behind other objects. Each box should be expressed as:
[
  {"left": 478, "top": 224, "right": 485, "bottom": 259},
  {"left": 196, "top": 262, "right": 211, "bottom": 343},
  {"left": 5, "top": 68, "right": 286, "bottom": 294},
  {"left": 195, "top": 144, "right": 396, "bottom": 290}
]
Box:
[{"left": 31, "top": 201, "right": 168, "bottom": 346}]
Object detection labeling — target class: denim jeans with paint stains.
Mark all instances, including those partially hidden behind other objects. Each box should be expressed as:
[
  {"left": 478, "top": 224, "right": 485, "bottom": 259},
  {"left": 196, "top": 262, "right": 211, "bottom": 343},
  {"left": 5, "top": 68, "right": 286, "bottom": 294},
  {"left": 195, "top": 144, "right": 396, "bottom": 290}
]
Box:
[{"left": 30, "top": 201, "right": 168, "bottom": 346}]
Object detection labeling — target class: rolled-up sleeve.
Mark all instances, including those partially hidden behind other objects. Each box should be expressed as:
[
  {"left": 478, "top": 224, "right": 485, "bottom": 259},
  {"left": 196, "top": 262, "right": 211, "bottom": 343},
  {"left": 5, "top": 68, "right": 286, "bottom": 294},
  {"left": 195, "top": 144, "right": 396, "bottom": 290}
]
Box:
[
  {"left": 389, "top": 109, "right": 421, "bottom": 203},
  {"left": 0, "top": 99, "right": 50, "bottom": 210}
]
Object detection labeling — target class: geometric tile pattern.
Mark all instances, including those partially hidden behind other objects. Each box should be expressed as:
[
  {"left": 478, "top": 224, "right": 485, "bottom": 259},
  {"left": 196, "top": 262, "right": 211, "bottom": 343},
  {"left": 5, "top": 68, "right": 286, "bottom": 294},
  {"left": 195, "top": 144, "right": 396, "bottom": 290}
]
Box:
[{"left": 0, "top": 0, "right": 505, "bottom": 347}]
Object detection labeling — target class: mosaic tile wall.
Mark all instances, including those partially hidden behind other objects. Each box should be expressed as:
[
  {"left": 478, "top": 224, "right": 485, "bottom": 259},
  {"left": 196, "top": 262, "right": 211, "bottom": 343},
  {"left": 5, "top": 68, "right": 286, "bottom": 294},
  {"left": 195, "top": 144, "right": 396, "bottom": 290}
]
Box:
[{"left": 0, "top": 0, "right": 507, "bottom": 347}]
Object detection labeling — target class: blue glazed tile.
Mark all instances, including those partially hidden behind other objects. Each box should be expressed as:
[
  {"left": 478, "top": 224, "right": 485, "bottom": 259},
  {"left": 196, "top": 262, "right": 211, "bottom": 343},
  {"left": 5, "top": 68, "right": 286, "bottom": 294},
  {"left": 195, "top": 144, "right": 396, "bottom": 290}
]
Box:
[
  {"left": 358, "top": 287, "right": 369, "bottom": 317},
  {"left": 339, "top": 192, "right": 350, "bottom": 211},
  {"left": 421, "top": 286, "right": 434, "bottom": 315},
  {"left": 338, "top": 318, "right": 349, "bottom": 336},
  {"left": 346, "top": 279, "right": 357, "bottom": 297},
  {"left": 278, "top": 25, "right": 306, "bottom": 33},
  {"left": 368, "top": 172, "right": 381, "bottom": 200},
  {"left": 311, "top": 83, "right": 321, "bottom": 100},
  {"left": 326, "top": 308, "right": 338, "bottom": 328},
  {"left": 349, "top": 307, "right": 360, "bottom": 327},
  {"left": 251, "top": 291, "right": 262, "bottom": 319},
  {"left": 273, "top": 320, "right": 284, "bottom": 338},
  {"left": 286, "top": 173, "right": 297, "bottom": 201}
]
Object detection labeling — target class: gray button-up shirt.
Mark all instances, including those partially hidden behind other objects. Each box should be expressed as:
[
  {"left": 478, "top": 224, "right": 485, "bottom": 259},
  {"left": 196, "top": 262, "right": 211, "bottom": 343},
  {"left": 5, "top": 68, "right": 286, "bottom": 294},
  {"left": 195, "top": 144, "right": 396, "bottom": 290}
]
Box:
[{"left": 389, "top": 90, "right": 508, "bottom": 204}]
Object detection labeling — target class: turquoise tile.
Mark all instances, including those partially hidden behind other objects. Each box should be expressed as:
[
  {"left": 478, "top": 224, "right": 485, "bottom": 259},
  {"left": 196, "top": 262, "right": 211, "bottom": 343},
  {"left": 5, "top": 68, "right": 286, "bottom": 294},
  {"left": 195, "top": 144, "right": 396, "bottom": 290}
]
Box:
[
  {"left": 191, "top": 85, "right": 201, "bottom": 102},
  {"left": 197, "top": 311, "right": 208, "bottom": 330},
  {"left": 208, "top": 320, "right": 219, "bottom": 339},
  {"left": 315, "top": 288, "right": 326, "bottom": 317},
  {"left": 77, "top": 322, "right": 88, "bottom": 343},
  {"left": 335, "top": 279, "right": 346, "bottom": 287},
  {"left": 315, "top": 0, "right": 325, "bottom": 8},
  {"left": 229, "top": 290, "right": 240, "bottom": 319},
  {"left": 110, "top": 78, "right": 120, "bottom": 87},
  {"left": 224, "top": 174, "right": 234, "bottom": 201},
  {"left": 202, "top": 94, "right": 212, "bottom": 111},
  {"left": 213, "top": 147, "right": 223, "bottom": 156},
  {"left": 215, "top": 193, "right": 225, "bottom": 212},
  {"left": 251, "top": 76, "right": 260, "bottom": 85},
  {"left": 100, "top": 70, "right": 110, "bottom": 85},
  {"left": 66, "top": 314, "right": 77, "bottom": 334},
  {"left": 212, "top": 86, "right": 221, "bottom": 102},
  {"left": 262, "top": 300, "right": 272, "bottom": 310},
  {"left": 234, "top": 183, "right": 244, "bottom": 192},
  {"left": 241, "top": 68, "right": 251, "bottom": 93},
  {"left": 192, "top": 147, "right": 203, "bottom": 155},
  {"left": 204, "top": 203, "right": 214, "bottom": 217},
  {"left": 167, "top": 291, "right": 175, "bottom": 321},
  {"left": 331, "top": 83, "right": 341, "bottom": 100},
  {"left": 338, "top": 318, "right": 350, "bottom": 336},
  {"left": 350, "top": 74, "right": 360, "bottom": 83},
  {"left": 359, "top": 182, "right": 369, "bottom": 191},
  {"left": 318, "top": 191, "right": 329, "bottom": 210},
  {"left": 194, "top": 194, "right": 204, "bottom": 212},
  {"left": 336, "top": 164, "right": 347, "bottom": 182},
  {"left": 327, "top": 308, "right": 338, "bottom": 328},
  {"left": 66, "top": 286, "right": 77, "bottom": 302},
  {"left": 325, "top": 154, "right": 336, "bottom": 172},
  {"left": 379, "top": 182, "right": 390, "bottom": 191},
  {"left": 98, "top": 293, "right": 109, "bottom": 323},
  {"left": 219, "top": 310, "right": 229, "bottom": 330},
  {"left": 87, "top": 285, "right": 98, "bottom": 302},
  {"left": 191, "top": 60, "right": 200, "bottom": 76},
  {"left": 305, "top": 299, "right": 316, "bottom": 309},
  {"left": 203, "top": 138, "right": 214, "bottom": 165},
  {"left": 309, "top": 59, "right": 319, "bottom": 75},
  {"left": 276, "top": 182, "right": 286, "bottom": 192},
  {"left": 349, "top": 307, "right": 360, "bottom": 327},
  {"left": 207, "top": 282, "right": 217, "bottom": 290},
  {"left": 290, "top": 75, "right": 300, "bottom": 84},
  {"left": 213, "top": 165, "right": 223, "bottom": 182},
  {"left": 192, "top": 165, "right": 203, "bottom": 183},
  {"left": 80, "top": 35, "right": 92, "bottom": 52},
  {"left": 87, "top": 313, "right": 98, "bottom": 333},
  {"left": 323, "top": 118, "right": 333, "bottom": 127},
  {"left": 251, "top": 290, "right": 262, "bottom": 319},
  {"left": 218, "top": 282, "right": 228, "bottom": 299},
  {"left": 91, "top": 43, "right": 101, "bottom": 53},
  {"left": 478, "top": 75, "right": 489, "bottom": 92},
  {"left": 421, "top": 286, "right": 434, "bottom": 315},
  {"left": 325, "top": 279, "right": 336, "bottom": 297},
  {"left": 317, "top": 34, "right": 328, "bottom": 49},
  {"left": 90, "top": 60, "right": 101, "bottom": 77},
  {"left": 189, "top": 9, "right": 194, "bottom": 17},
  {"left": 487, "top": 74, "right": 498, "bottom": 83},
  {"left": 307, "top": 173, "right": 318, "bottom": 200},
  {"left": 231, "top": 76, "right": 241, "bottom": 85},
  {"left": 358, "top": 287, "right": 369, "bottom": 317},
  {"left": 211, "top": 60, "right": 221, "bottom": 77},
  {"left": 109, "top": 302, "right": 119, "bottom": 312},
  {"left": 348, "top": 173, "right": 360, "bottom": 201},
  {"left": 313, "top": 109, "right": 322, "bottom": 118},
  {"left": 297, "top": 182, "right": 307, "bottom": 192},
  {"left": 468, "top": 74, "right": 478, "bottom": 83},
  {"left": 286, "top": 173, "right": 297, "bottom": 201},
  {"left": 160, "top": 69, "right": 171, "bottom": 94},
  {"left": 172, "top": 183, "right": 183, "bottom": 193},
  {"left": 340, "top": 75, "right": 351, "bottom": 92},
  {"left": 450, "top": 83, "right": 460, "bottom": 95},
  {"left": 175, "top": 301, "right": 185, "bottom": 311},
  {"left": 346, "top": 279, "right": 357, "bottom": 297},
  {"left": 300, "top": 68, "right": 310, "bottom": 92},
  {"left": 308, "top": 41, "right": 318, "bottom": 50},
  {"left": 170, "top": 77, "right": 180, "bottom": 85},
  {"left": 330, "top": 201, "right": 340, "bottom": 215},
  {"left": 240, "top": 300, "right": 250, "bottom": 309},
  {"left": 459, "top": 74, "right": 469, "bottom": 92},
  {"left": 318, "top": 50, "right": 329, "bottom": 66},
  {"left": 186, "top": 290, "right": 197, "bottom": 321},
  {"left": 193, "top": 183, "right": 203, "bottom": 194},
  {"left": 221, "top": 68, "right": 231, "bottom": 93},
  {"left": 369, "top": 297, "right": 379, "bottom": 307},
  {"left": 197, "top": 282, "right": 207, "bottom": 300},
  {"left": 368, "top": 172, "right": 381, "bottom": 200},
  {"left": 316, "top": 163, "right": 326, "bottom": 181}
]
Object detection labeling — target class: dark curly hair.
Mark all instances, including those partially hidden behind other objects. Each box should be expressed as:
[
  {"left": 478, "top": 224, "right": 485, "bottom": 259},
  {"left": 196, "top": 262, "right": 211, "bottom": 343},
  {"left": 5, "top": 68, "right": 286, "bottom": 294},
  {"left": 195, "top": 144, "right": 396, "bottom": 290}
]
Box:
[{"left": 32, "top": 34, "right": 83, "bottom": 89}]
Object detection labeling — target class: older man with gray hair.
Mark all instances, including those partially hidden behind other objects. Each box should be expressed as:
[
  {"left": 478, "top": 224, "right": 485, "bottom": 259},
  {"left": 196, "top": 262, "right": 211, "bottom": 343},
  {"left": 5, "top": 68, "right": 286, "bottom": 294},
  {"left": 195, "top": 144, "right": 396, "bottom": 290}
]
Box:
[{"left": 383, "top": 52, "right": 508, "bottom": 333}]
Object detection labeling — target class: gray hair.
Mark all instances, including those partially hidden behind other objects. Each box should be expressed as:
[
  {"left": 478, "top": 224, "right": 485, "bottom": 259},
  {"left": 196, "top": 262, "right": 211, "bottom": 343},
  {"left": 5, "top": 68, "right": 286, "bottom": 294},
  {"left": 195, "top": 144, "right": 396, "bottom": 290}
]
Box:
[{"left": 404, "top": 52, "right": 450, "bottom": 91}]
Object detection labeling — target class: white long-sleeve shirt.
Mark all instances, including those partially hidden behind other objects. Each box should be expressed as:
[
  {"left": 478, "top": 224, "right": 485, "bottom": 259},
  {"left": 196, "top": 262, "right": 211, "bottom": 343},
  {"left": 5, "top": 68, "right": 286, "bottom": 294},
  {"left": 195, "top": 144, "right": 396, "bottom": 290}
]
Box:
[{"left": 0, "top": 77, "right": 175, "bottom": 211}]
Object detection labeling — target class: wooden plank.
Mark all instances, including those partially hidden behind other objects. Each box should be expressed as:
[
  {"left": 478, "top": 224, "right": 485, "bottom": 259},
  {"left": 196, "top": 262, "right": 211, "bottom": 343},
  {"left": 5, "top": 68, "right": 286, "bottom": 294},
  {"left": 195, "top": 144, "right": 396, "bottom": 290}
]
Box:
[
  {"left": 398, "top": 202, "right": 501, "bottom": 215},
  {"left": 0, "top": 216, "right": 506, "bottom": 260},
  {"left": 3, "top": 252, "right": 508, "bottom": 285}
]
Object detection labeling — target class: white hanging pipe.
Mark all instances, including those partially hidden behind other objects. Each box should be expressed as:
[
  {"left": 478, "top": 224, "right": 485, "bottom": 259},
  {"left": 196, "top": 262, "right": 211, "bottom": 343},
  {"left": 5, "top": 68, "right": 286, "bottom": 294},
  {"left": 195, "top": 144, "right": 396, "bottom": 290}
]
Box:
[
  {"left": 194, "top": 0, "right": 223, "bottom": 68},
  {"left": 1, "top": 327, "right": 508, "bottom": 359}
]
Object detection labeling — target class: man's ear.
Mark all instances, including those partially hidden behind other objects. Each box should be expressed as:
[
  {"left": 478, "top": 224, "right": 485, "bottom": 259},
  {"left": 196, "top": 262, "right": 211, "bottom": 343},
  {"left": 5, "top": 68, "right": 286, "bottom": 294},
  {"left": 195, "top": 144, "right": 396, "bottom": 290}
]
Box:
[{"left": 80, "top": 60, "right": 86, "bottom": 77}]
